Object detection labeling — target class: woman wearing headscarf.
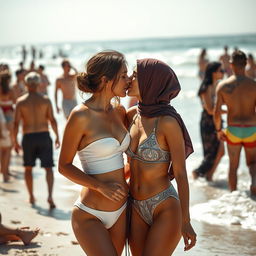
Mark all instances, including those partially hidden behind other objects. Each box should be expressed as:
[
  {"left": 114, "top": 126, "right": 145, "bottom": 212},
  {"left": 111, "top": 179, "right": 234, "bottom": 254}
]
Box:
[{"left": 126, "top": 58, "right": 196, "bottom": 255}]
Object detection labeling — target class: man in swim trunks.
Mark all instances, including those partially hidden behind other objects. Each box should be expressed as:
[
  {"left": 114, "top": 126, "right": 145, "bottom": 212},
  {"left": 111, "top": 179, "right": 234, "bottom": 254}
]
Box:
[
  {"left": 55, "top": 60, "right": 78, "bottom": 119},
  {"left": 214, "top": 50, "right": 256, "bottom": 196},
  {"left": 13, "top": 72, "right": 60, "bottom": 208}
]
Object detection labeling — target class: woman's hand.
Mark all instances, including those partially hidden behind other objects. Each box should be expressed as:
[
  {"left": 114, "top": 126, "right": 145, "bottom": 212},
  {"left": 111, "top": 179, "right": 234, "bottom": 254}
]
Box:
[
  {"left": 217, "top": 130, "right": 227, "bottom": 141},
  {"left": 182, "top": 222, "right": 197, "bottom": 251},
  {"left": 97, "top": 182, "right": 128, "bottom": 202}
]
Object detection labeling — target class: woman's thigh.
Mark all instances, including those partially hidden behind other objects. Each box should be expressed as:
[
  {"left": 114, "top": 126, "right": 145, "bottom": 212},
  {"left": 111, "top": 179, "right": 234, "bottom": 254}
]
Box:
[
  {"left": 71, "top": 207, "right": 118, "bottom": 256},
  {"left": 143, "top": 197, "right": 182, "bottom": 256},
  {"left": 108, "top": 208, "right": 127, "bottom": 256},
  {"left": 129, "top": 207, "right": 149, "bottom": 256}
]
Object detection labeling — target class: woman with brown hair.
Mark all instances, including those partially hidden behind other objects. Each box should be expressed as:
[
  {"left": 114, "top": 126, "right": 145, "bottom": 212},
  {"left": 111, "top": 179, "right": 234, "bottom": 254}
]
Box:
[
  {"left": 126, "top": 58, "right": 196, "bottom": 255},
  {"left": 58, "top": 50, "right": 130, "bottom": 255}
]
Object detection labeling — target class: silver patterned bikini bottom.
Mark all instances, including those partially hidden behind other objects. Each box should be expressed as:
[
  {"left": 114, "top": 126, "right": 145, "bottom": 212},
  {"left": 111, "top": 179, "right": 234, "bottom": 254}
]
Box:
[{"left": 132, "top": 183, "right": 179, "bottom": 225}]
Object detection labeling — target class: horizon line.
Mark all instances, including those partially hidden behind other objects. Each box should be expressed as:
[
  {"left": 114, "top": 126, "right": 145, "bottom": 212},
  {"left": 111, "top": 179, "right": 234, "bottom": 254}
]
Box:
[{"left": 0, "top": 32, "right": 256, "bottom": 48}]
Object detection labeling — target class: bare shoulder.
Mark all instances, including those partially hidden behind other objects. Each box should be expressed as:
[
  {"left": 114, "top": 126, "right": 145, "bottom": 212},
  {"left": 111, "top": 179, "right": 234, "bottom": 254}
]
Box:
[
  {"left": 55, "top": 76, "right": 64, "bottom": 84},
  {"left": 42, "top": 94, "right": 51, "bottom": 103},
  {"left": 217, "top": 76, "right": 236, "bottom": 93},
  {"left": 113, "top": 104, "right": 126, "bottom": 120},
  {"left": 126, "top": 106, "right": 138, "bottom": 123},
  {"left": 160, "top": 115, "right": 181, "bottom": 131},
  {"left": 68, "top": 104, "right": 90, "bottom": 125},
  {"left": 16, "top": 94, "right": 28, "bottom": 104}
]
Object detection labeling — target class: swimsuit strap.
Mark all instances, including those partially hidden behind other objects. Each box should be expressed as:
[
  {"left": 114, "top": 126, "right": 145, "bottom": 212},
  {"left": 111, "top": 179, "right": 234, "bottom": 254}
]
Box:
[
  {"left": 128, "top": 113, "right": 139, "bottom": 131},
  {"left": 153, "top": 117, "right": 160, "bottom": 132}
]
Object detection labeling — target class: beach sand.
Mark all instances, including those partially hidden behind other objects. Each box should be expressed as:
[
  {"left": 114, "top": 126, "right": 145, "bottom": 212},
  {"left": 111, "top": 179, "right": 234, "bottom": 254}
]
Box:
[{"left": 1, "top": 152, "right": 256, "bottom": 256}]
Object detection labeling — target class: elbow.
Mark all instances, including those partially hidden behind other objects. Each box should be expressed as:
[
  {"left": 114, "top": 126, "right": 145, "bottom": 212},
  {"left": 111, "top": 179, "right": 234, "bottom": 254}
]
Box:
[{"left": 58, "top": 161, "right": 68, "bottom": 175}]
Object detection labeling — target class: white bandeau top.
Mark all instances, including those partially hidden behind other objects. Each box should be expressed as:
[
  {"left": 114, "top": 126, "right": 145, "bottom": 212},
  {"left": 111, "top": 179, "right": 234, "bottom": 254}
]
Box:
[{"left": 78, "top": 132, "right": 130, "bottom": 174}]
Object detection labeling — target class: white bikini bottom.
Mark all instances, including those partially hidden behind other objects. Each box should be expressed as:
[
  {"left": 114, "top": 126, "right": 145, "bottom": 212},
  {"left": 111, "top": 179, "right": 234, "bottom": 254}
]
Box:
[{"left": 74, "top": 199, "right": 127, "bottom": 229}]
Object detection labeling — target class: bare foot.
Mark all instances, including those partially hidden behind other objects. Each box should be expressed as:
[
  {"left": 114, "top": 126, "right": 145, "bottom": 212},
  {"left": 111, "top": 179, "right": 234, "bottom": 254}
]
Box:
[
  {"left": 47, "top": 198, "right": 56, "bottom": 209},
  {"left": 29, "top": 196, "right": 35, "bottom": 205},
  {"left": 3, "top": 174, "right": 10, "bottom": 183},
  {"left": 17, "top": 227, "right": 40, "bottom": 245},
  {"left": 192, "top": 170, "right": 199, "bottom": 180},
  {"left": 250, "top": 186, "right": 256, "bottom": 196},
  {"left": 206, "top": 173, "right": 213, "bottom": 182}
]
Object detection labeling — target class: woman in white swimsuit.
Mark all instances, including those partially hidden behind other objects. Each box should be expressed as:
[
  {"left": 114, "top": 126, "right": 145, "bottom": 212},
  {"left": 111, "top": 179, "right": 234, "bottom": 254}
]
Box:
[{"left": 58, "top": 51, "right": 130, "bottom": 255}]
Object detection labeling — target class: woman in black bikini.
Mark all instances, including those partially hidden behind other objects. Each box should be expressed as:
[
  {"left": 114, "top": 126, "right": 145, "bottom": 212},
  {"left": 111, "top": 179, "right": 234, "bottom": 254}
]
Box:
[{"left": 126, "top": 58, "right": 196, "bottom": 255}]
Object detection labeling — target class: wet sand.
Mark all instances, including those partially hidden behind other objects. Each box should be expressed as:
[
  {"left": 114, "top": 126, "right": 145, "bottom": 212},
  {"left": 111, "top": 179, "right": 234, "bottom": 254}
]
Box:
[{"left": 1, "top": 153, "right": 255, "bottom": 256}]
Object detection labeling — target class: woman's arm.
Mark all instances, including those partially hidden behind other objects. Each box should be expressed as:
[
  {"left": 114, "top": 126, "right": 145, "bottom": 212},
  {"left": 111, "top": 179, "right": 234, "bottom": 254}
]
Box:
[
  {"left": 58, "top": 108, "right": 126, "bottom": 201},
  {"left": 162, "top": 116, "right": 196, "bottom": 251},
  {"left": 200, "top": 87, "right": 214, "bottom": 115},
  {"left": 58, "top": 109, "right": 102, "bottom": 190}
]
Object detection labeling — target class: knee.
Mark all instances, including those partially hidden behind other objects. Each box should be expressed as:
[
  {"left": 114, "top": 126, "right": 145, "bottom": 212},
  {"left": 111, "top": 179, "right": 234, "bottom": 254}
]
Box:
[
  {"left": 25, "top": 167, "right": 33, "bottom": 172},
  {"left": 246, "top": 160, "right": 256, "bottom": 168},
  {"left": 219, "top": 147, "right": 225, "bottom": 158}
]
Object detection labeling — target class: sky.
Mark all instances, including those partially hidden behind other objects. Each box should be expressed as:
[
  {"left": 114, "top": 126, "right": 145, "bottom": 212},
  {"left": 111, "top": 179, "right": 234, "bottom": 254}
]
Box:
[{"left": 0, "top": 0, "right": 256, "bottom": 46}]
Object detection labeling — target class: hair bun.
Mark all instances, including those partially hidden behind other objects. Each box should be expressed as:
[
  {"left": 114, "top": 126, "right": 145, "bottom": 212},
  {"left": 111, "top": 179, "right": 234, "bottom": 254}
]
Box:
[{"left": 77, "top": 72, "right": 93, "bottom": 93}]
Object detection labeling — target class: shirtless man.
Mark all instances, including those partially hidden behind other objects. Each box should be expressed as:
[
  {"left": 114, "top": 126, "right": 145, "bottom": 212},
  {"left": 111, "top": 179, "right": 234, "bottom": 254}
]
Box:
[
  {"left": 55, "top": 60, "right": 78, "bottom": 119},
  {"left": 214, "top": 51, "right": 256, "bottom": 196},
  {"left": 13, "top": 72, "right": 60, "bottom": 208},
  {"left": 12, "top": 69, "right": 27, "bottom": 100},
  {"left": 198, "top": 48, "right": 209, "bottom": 80},
  {"left": 219, "top": 46, "right": 232, "bottom": 77},
  {"left": 37, "top": 65, "right": 50, "bottom": 95}
]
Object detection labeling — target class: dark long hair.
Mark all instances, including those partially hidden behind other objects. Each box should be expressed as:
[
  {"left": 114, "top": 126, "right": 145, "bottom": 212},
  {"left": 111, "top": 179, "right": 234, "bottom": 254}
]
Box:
[
  {"left": 198, "top": 61, "right": 221, "bottom": 96},
  {"left": 0, "top": 73, "right": 11, "bottom": 94}
]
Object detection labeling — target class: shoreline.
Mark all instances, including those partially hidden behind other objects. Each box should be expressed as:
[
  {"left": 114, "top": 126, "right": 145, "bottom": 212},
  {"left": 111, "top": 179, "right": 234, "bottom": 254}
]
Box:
[{"left": 1, "top": 154, "right": 256, "bottom": 256}]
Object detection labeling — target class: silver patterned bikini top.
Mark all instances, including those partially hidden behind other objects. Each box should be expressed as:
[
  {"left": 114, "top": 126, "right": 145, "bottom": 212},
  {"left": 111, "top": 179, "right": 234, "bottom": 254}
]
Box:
[{"left": 126, "top": 114, "right": 171, "bottom": 163}]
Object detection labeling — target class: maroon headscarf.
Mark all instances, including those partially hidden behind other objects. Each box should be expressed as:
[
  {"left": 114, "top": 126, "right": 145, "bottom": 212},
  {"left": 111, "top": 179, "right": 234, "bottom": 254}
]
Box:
[{"left": 137, "top": 58, "right": 194, "bottom": 164}]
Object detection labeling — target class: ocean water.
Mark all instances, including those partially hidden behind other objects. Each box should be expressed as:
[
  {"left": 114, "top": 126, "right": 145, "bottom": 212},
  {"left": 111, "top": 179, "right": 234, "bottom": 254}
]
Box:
[{"left": 1, "top": 34, "right": 256, "bottom": 254}]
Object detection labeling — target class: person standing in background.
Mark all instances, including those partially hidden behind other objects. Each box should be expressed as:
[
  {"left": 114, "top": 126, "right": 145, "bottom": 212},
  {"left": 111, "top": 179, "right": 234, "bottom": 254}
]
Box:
[
  {"left": 245, "top": 53, "right": 256, "bottom": 79},
  {"left": 55, "top": 60, "right": 78, "bottom": 119},
  {"left": 198, "top": 48, "right": 209, "bottom": 80},
  {"left": 219, "top": 46, "right": 232, "bottom": 77},
  {"left": 192, "top": 62, "right": 225, "bottom": 181},
  {"left": 214, "top": 51, "right": 256, "bottom": 195},
  {"left": 37, "top": 65, "right": 50, "bottom": 95},
  {"left": 21, "top": 46, "right": 27, "bottom": 63},
  {"left": 13, "top": 69, "right": 27, "bottom": 100},
  {"left": 14, "top": 72, "right": 60, "bottom": 208},
  {"left": 0, "top": 107, "right": 12, "bottom": 182}
]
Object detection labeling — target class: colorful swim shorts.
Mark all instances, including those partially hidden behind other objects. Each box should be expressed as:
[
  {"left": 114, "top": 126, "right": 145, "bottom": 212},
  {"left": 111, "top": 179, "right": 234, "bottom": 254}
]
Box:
[{"left": 225, "top": 125, "right": 256, "bottom": 147}]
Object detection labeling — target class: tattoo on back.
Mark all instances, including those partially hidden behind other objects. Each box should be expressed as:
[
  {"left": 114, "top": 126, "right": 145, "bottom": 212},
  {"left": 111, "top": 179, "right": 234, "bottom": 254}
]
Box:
[
  {"left": 223, "top": 83, "right": 238, "bottom": 94},
  {"left": 223, "top": 76, "right": 245, "bottom": 94}
]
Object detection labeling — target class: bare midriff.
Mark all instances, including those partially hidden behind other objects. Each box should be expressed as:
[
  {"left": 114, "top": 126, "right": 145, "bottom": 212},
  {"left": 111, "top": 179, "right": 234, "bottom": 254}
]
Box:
[
  {"left": 129, "top": 160, "right": 171, "bottom": 200},
  {"left": 79, "top": 168, "right": 128, "bottom": 211}
]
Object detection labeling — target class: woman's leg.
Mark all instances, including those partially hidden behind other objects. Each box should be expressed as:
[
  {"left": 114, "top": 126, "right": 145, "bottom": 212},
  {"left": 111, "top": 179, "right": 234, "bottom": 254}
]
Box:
[
  {"left": 206, "top": 141, "right": 225, "bottom": 181},
  {"left": 143, "top": 197, "right": 181, "bottom": 256},
  {"left": 72, "top": 207, "right": 118, "bottom": 256},
  {"left": 1, "top": 147, "right": 11, "bottom": 182},
  {"left": 129, "top": 207, "right": 149, "bottom": 256},
  {"left": 108, "top": 208, "right": 127, "bottom": 255}
]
